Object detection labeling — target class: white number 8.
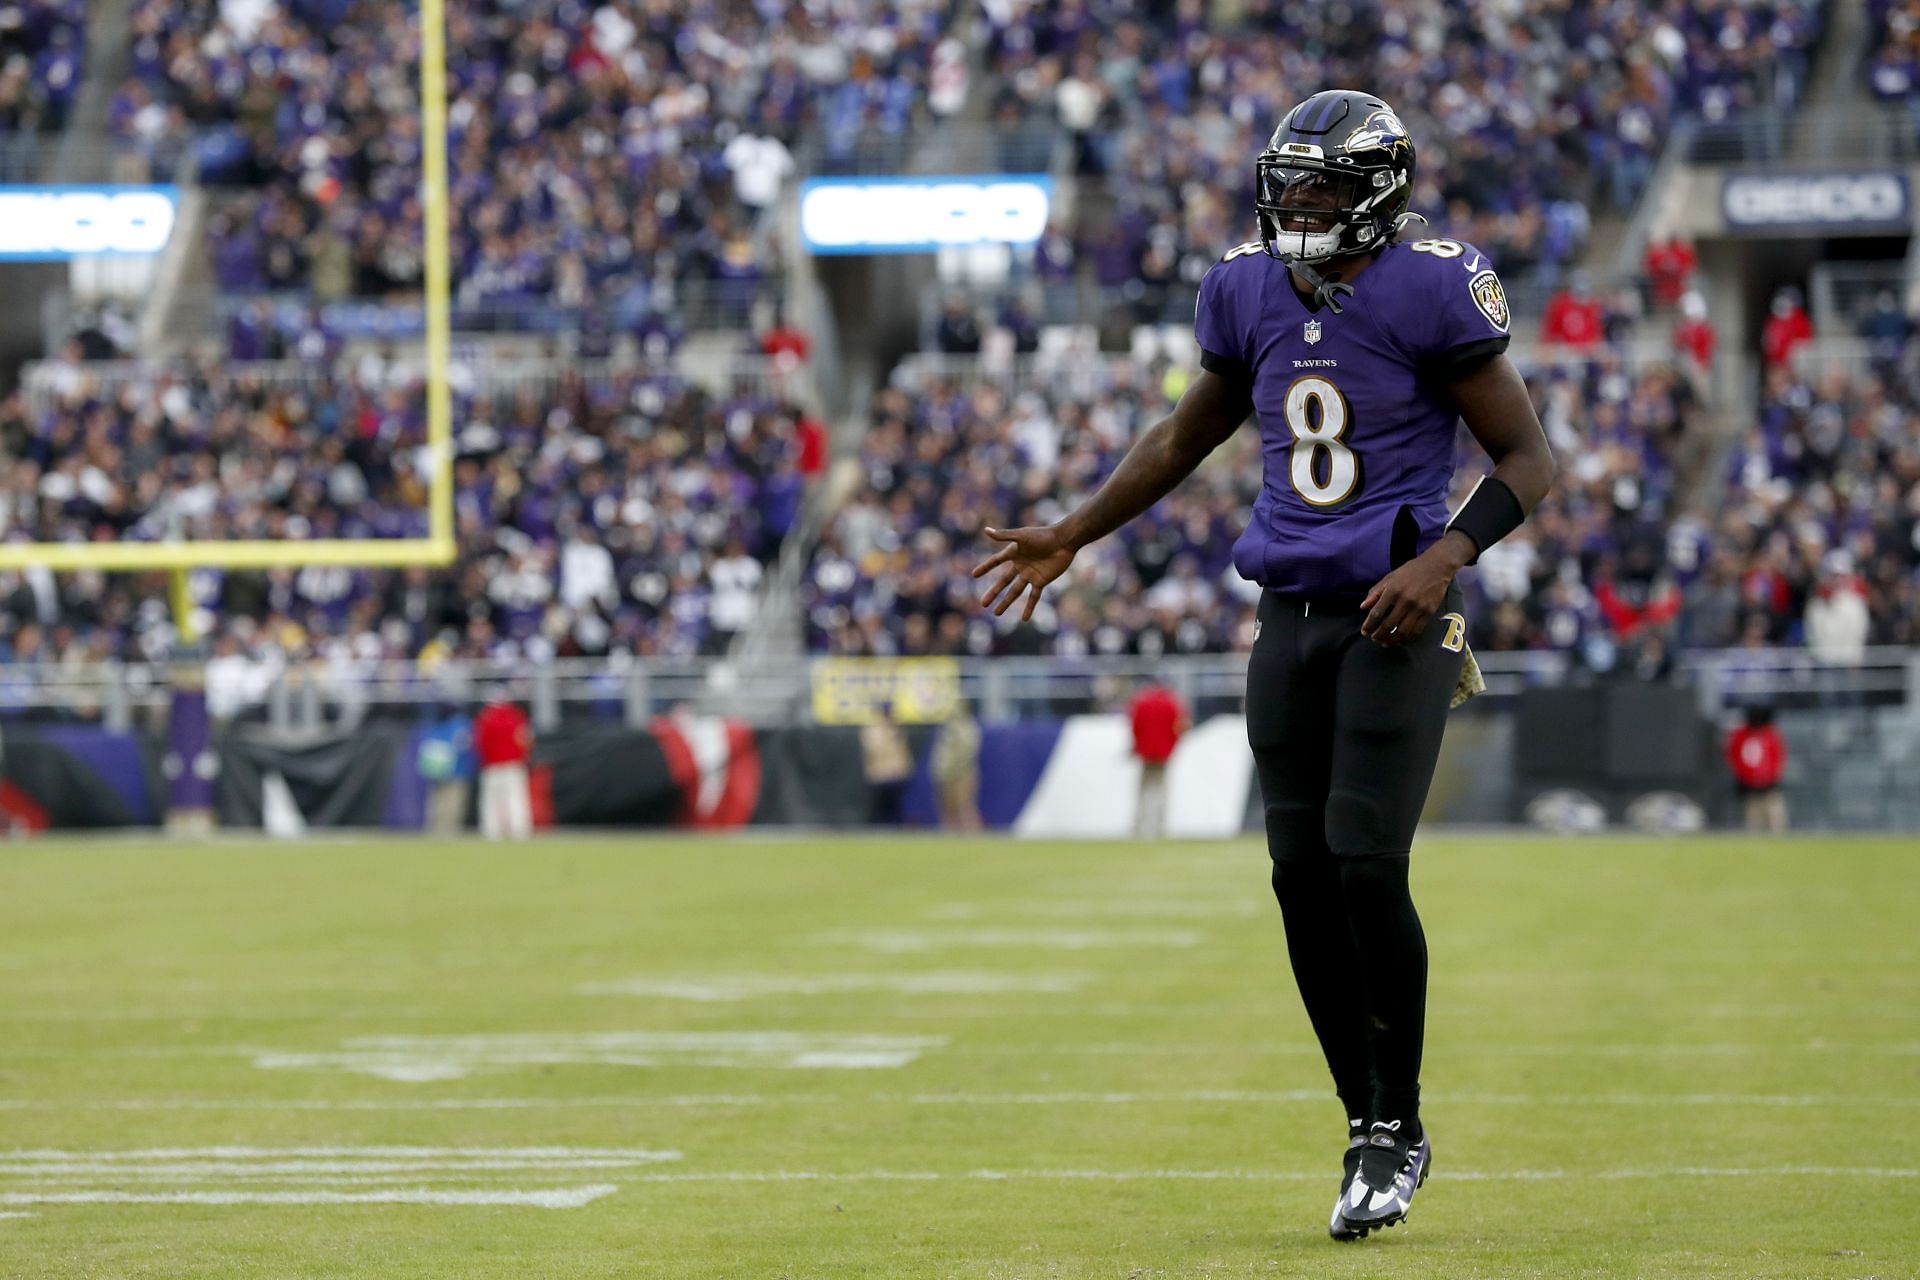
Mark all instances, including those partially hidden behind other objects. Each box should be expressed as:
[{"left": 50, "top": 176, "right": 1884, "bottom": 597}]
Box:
[
  {"left": 1408, "top": 237, "right": 1464, "bottom": 258},
  {"left": 1284, "top": 375, "right": 1359, "bottom": 507}
]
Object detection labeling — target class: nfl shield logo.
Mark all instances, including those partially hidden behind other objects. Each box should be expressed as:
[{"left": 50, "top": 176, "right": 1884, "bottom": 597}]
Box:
[{"left": 1304, "top": 319, "right": 1323, "bottom": 345}]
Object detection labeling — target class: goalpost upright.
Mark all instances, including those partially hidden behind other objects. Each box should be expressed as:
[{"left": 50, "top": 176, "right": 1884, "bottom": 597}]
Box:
[{"left": 0, "top": 0, "right": 457, "bottom": 640}]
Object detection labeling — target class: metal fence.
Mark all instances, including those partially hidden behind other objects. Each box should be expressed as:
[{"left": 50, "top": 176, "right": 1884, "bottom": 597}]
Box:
[
  {"left": 890, "top": 340, "right": 1700, "bottom": 394},
  {"left": 4, "top": 648, "right": 1915, "bottom": 735},
  {"left": 19, "top": 351, "right": 818, "bottom": 415},
  {"left": 162, "top": 278, "right": 786, "bottom": 345}
]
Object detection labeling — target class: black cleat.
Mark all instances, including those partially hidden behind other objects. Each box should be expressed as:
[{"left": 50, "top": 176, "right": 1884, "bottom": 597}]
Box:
[
  {"left": 1328, "top": 1125, "right": 1368, "bottom": 1241},
  {"left": 1337, "top": 1120, "right": 1431, "bottom": 1237}
]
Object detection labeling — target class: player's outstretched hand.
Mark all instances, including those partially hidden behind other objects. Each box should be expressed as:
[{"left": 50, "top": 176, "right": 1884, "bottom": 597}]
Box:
[
  {"left": 1360, "top": 540, "right": 1470, "bottom": 647},
  {"left": 972, "top": 525, "right": 1076, "bottom": 622}
]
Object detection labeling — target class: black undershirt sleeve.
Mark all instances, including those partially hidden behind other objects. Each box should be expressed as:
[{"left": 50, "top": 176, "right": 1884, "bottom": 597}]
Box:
[
  {"left": 1199, "top": 347, "right": 1254, "bottom": 386},
  {"left": 1429, "top": 334, "right": 1510, "bottom": 377}
]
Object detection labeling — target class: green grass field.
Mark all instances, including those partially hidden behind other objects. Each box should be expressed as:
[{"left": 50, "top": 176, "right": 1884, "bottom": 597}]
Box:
[{"left": 1, "top": 833, "right": 1916, "bottom": 1279}]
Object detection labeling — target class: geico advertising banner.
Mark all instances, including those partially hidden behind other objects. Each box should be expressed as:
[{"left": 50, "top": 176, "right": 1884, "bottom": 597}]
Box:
[
  {"left": 799, "top": 176, "right": 1051, "bottom": 254},
  {"left": 810, "top": 657, "right": 962, "bottom": 724},
  {"left": 1720, "top": 171, "right": 1911, "bottom": 234}
]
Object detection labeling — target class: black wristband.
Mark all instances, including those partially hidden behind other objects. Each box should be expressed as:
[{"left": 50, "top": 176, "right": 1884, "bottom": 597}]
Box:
[{"left": 1446, "top": 476, "right": 1526, "bottom": 562}]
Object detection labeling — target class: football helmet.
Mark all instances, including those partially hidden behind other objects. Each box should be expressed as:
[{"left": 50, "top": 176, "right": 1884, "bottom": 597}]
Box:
[{"left": 1257, "top": 89, "right": 1416, "bottom": 266}]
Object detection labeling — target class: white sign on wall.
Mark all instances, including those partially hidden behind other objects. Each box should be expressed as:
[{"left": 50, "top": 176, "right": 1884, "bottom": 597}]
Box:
[{"left": 799, "top": 177, "right": 1052, "bottom": 255}]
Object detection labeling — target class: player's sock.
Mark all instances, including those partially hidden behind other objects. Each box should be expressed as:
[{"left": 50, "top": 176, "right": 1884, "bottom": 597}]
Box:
[
  {"left": 1334, "top": 852, "right": 1428, "bottom": 1137},
  {"left": 1268, "top": 842, "right": 1374, "bottom": 1113}
]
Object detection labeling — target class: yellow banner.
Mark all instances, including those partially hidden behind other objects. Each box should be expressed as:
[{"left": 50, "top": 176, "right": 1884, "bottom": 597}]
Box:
[{"left": 811, "top": 658, "right": 962, "bottom": 725}]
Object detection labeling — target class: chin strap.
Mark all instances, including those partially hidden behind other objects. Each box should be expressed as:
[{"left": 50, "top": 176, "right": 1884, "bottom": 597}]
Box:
[
  {"left": 1291, "top": 258, "right": 1355, "bottom": 315},
  {"left": 1389, "top": 210, "right": 1429, "bottom": 242},
  {"left": 1286, "top": 213, "right": 1429, "bottom": 315}
]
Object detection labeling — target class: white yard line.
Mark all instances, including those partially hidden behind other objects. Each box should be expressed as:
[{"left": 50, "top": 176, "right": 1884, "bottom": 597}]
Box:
[
  {"left": 925, "top": 902, "right": 1260, "bottom": 920},
  {"left": 0, "top": 1186, "right": 619, "bottom": 1208},
  {"left": 0, "top": 1160, "right": 668, "bottom": 1178},
  {"left": 579, "top": 973, "right": 1092, "bottom": 1000},
  {"left": 3, "top": 1089, "right": 1915, "bottom": 1112},
  {"left": 623, "top": 1166, "right": 1920, "bottom": 1185},
  {"left": 1, "top": 1146, "right": 678, "bottom": 1160},
  {"left": 249, "top": 1031, "right": 947, "bottom": 1080},
  {"left": 811, "top": 928, "right": 1205, "bottom": 952}
]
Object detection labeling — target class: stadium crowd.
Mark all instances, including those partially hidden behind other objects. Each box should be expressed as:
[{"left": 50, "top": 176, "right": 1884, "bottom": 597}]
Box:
[
  {"left": 1716, "top": 354, "right": 1920, "bottom": 653},
  {"left": 803, "top": 350, "right": 1703, "bottom": 662},
  {"left": 113, "top": 0, "right": 961, "bottom": 331},
  {"left": 0, "top": 361, "right": 817, "bottom": 674},
  {"left": 972, "top": 0, "right": 1822, "bottom": 326},
  {"left": 0, "top": 0, "right": 84, "bottom": 177},
  {"left": 100, "top": 0, "right": 1824, "bottom": 341}
]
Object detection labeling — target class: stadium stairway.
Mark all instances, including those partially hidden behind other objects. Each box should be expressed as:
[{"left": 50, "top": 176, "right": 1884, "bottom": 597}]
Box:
[
  {"left": 44, "top": 0, "right": 136, "bottom": 184},
  {"left": 1788, "top": 0, "right": 1876, "bottom": 165}
]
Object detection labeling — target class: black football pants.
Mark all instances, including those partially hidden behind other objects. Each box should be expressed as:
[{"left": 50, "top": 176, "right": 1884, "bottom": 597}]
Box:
[{"left": 1245, "top": 585, "right": 1465, "bottom": 1132}]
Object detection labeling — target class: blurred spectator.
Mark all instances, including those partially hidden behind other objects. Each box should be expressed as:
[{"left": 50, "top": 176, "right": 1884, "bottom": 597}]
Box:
[
  {"left": 418, "top": 704, "right": 476, "bottom": 836},
  {"left": 1542, "top": 276, "right": 1606, "bottom": 349},
  {"left": 931, "top": 703, "right": 982, "bottom": 831},
  {"left": 723, "top": 130, "right": 795, "bottom": 217},
  {"left": 474, "top": 694, "right": 533, "bottom": 840},
  {"left": 1673, "top": 292, "right": 1717, "bottom": 372},
  {"left": 1726, "top": 705, "right": 1787, "bottom": 832},
  {"left": 706, "top": 537, "right": 762, "bottom": 653},
  {"left": 1761, "top": 287, "right": 1814, "bottom": 370},
  {"left": 1858, "top": 289, "right": 1912, "bottom": 364},
  {"left": 1806, "top": 552, "right": 1870, "bottom": 666},
  {"left": 760, "top": 310, "right": 813, "bottom": 366},
  {"left": 203, "top": 629, "right": 274, "bottom": 720},
  {"left": 1129, "top": 681, "right": 1187, "bottom": 839},
  {"left": 1644, "top": 236, "right": 1699, "bottom": 309},
  {"left": 861, "top": 704, "right": 913, "bottom": 825},
  {"left": 935, "top": 299, "right": 983, "bottom": 354},
  {"left": 795, "top": 410, "right": 828, "bottom": 480}
]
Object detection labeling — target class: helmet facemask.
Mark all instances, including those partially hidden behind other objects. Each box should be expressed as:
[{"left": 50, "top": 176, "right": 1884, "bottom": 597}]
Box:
[{"left": 1255, "top": 155, "right": 1403, "bottom": 266}]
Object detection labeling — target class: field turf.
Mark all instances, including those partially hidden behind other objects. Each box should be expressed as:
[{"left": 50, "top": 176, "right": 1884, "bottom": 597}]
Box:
[{"left": 1, "top": 833, "right": 1916, "bottom": 1279}]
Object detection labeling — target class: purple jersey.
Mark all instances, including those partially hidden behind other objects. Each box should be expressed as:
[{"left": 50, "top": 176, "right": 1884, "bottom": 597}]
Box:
[{"left": 1194, "top": 236, "right": 1511, "bottom": 599}]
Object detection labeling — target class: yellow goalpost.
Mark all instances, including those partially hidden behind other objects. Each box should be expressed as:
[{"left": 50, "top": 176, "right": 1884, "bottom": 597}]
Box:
[{"left": 0, "top": 0, "right": 457, "bottom": 637}]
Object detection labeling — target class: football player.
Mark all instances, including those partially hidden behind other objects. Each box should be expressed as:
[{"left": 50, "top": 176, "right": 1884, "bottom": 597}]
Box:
[{"left": 973, "top": 88, "right": 1556, "bottom": 1239}]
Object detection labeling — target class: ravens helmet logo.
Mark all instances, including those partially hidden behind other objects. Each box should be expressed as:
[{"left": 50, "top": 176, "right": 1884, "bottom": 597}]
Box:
[{"left": 1344, "top": 109, "right": 1410, "bottom": 158}]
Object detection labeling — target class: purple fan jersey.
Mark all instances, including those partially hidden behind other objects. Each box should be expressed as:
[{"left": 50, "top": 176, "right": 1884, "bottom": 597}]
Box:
[{"left": 1194, "top": 236, "right": 1511, "bottom": 599}]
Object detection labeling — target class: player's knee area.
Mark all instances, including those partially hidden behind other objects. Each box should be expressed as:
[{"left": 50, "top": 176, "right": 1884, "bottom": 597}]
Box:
[
  {"left": 1323, "top": 785, "right": 1412, "bottom": 859},
  {"left": 1263, "top": 801, "right": 1326, "bottom": 869},
  {"left": 1335, "top": 850, "right": 1412, "bottom": 906}
]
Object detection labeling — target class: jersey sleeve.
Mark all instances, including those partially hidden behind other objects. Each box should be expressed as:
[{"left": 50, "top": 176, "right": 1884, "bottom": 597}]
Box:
[
  {"left": 1194, "top": 259, "right": 1251, "bottom": 381},
  {"left": 1413, "top": 242, "right": 1512, "bottom": 372}
]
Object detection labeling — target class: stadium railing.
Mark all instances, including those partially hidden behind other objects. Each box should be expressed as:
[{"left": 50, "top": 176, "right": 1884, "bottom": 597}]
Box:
[
  {"left": 7, "top": 648, "right": 1915, "bottom": 734},
  {"left": 161, "top": 279, "right": 786, "bottom": 345},
  {"left": 890, "top": 341, "right": 1698, "bottom": 391},
  {"left": 1683, "top": 105, "right": 1920, "bottom": 166},
  {"left": 19, "top": 352, "right": 818, "bottom": 413}
]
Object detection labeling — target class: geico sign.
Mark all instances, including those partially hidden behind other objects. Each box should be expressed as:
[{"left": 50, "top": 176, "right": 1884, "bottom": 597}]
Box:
[
  {"left": 0, "top": 188, "right": 178, "bottom": 258},
  {"left": 800, "top": 179, "right": 1051, "bottom": 253},
  {"left": 1722, "top": 173, "right": 1909, "bottom": 228}
]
